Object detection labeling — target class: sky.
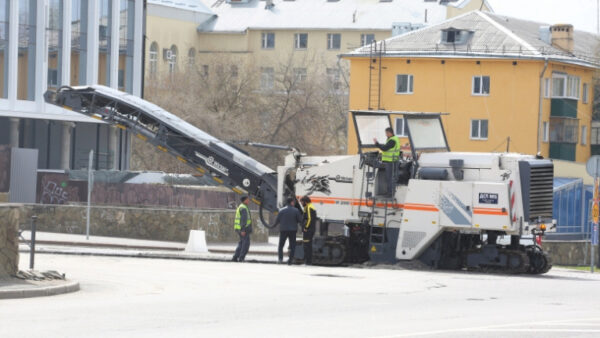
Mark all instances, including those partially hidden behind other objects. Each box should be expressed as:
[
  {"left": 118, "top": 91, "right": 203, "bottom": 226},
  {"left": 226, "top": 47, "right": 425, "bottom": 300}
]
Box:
[{"left": 487, "top": 0, "right": 599, "bottom": 34}]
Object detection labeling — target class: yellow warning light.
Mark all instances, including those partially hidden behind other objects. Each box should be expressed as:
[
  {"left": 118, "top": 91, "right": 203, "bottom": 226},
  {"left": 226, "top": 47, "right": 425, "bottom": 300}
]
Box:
[{"left": 540, "top": 224, "right": 546, "bottom": 231}]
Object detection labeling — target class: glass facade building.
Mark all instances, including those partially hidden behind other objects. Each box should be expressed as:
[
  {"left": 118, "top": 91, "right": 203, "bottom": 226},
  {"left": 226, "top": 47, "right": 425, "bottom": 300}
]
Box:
[{"left": 0, "top": 0, "right": 144, "bottom": 170}]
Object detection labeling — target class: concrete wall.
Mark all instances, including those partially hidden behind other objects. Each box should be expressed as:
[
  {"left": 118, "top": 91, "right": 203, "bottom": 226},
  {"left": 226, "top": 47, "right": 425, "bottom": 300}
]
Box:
[
  {"left": 0, "top": 206, "right": 20, "bottom": 278},
  {"left": 544, "top": 240, "right": 600, "bottom": 266},
  {"left": 0, "top": 204, "right": 267, "bottom": 244}
]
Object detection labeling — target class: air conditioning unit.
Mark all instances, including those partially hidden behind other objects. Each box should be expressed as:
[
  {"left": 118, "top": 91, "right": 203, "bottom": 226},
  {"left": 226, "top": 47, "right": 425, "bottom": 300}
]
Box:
[{"left": 163, "top": 48, "right": 172, "bottom": 61}]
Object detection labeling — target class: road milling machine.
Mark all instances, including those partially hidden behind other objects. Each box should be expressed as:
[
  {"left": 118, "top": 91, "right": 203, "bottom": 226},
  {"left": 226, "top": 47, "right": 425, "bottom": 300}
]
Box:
[{"left": 46, "top": 85, "right": 554, "bottom": 274}]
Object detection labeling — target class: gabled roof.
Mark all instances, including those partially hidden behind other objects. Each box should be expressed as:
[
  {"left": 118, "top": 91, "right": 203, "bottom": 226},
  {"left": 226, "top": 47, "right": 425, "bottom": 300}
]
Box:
[
  {"left": 198, "top": 0, "right": 458, "bottom": 32},
  {"left": 347, "top": 10, "right": 600, "bottom": 68}
]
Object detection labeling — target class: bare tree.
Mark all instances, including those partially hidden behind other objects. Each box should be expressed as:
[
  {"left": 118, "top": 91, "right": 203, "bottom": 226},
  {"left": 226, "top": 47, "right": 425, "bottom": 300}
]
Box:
[{"left": 132, "top": 53, "right": 349, "bottom": 172}]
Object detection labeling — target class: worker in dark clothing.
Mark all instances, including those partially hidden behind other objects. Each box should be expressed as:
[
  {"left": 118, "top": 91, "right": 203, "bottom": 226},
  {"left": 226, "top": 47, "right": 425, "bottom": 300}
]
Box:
[
  {"left": 300, "top": 195, "right": 317, "bottom": 265},
  {"left": 232, "top": 196, "right": 252, "bottom": 262},
  {"left": 273, "top": 197, "right": 303, "bottom": 265},
  {"left": 373, "top": 127, "right": 401, "bottom": 198}
]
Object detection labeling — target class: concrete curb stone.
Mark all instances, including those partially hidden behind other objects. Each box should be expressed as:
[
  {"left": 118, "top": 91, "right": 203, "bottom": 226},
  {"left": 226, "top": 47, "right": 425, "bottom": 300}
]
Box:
[{"left": 0, "top": 280, "right": 80, "bottom": 300}]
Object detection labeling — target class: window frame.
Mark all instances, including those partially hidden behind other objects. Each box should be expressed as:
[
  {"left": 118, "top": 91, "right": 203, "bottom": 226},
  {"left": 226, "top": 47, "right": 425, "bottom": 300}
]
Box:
[
  {"left": 149, "top": 42, "right": 158, "bottom": 76},
  {"left": 395, "top": 117, "right": 409, "bottom": 137},
  {"left": 543, "top": 121, "right": 549, "bottom": 142},
  {"left": 395, "top": 74, "right": 414, "bottom": 95},
  {"left": 472, "top": 75, "right": 490, "bottom": 96},
  {"left": 260, "top": 67, "right": 275, "bottom": 90},
  {"left": 544, "top": 78, "right": 550, "bottom": 98},
  {"left": 581, "top": 125, "right": 588, "bottom": 145},
  {"left": 294, "top": 33, "right": 308, "bottom": 49},
  {"left": 293, "top": 67, "right": 307, "bottom": 84},
  {"left": 583, "top": 83, "right": 589, "bottom": 104},
  {"left": 327, "top": 33, "right": 341, "bottom": 50},
  {"left": 261, "top": 32, "right": 275, "bottom": 49},
  {"left": 470, "top": 119, "right": 489, "bottom": 140},
  {"left": 360, "top": 33, "right": 375, "bottom": 46},
  {"left": 552, "top": 73, "right": 580, "bottom": 100}
]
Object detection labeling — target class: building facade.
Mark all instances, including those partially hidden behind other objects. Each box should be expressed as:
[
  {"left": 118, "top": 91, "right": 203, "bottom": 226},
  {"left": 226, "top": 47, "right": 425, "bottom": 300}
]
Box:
[
  {"left": 145, "top": 0, "right": 490, "bottom": 89},
  {"left": 0, "top": 0, "right": 144, "bottom": 170},
  {"left": 344, "top": 11, "right": 598, "bottom": 163}
]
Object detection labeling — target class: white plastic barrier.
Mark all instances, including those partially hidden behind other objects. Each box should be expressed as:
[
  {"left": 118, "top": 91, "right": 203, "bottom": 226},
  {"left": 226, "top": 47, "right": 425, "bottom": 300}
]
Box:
[{"left": 184, "top": 230, "right": 208, "bottom": 253}]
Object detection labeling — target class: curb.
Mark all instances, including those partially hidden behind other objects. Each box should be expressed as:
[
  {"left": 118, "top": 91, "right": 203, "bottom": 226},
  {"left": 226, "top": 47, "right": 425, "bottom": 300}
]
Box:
[{"left": 0, "top": 280, "right": 80, "bottom": 300}]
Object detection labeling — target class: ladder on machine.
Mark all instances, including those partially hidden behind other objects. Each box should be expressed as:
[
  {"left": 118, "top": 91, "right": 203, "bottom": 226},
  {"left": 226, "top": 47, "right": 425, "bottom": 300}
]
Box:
[
  {"left": 357, "top": 159, "right": 397, "bottom": 257},
  {"left": 368, "top": 40, "right": 386, "bottom": 110}
]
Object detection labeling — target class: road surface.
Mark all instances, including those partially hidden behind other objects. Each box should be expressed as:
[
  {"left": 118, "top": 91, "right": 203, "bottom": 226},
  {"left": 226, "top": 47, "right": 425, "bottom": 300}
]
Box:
[{"left": 1, "top": 253, "right": 599, "bottom": 337}]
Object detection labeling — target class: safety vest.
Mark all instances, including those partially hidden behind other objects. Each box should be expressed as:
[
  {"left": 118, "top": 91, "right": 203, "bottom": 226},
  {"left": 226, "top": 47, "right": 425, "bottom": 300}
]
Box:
[
  {"left": 381, "top": 135, "right": 401, "bottom": 162},
  {"left": 234, "top": 203, "right": 251, "bottom": 230}
]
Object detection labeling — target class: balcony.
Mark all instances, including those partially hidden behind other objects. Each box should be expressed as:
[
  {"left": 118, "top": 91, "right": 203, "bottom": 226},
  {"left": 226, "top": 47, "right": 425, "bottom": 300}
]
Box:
[{"left": 551, "top": 98, "right": 578, "bottom": 118}]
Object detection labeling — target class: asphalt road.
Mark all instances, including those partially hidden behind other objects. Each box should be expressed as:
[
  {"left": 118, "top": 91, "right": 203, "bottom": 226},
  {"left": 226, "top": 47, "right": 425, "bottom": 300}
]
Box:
[{"left": 1, "top": 253, "right": 600, "bottom": 338}]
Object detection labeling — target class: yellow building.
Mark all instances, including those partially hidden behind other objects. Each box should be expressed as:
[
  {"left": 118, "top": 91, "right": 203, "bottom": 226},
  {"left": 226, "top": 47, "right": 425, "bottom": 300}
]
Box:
[
  {"left": 145, "top": 0, "right": 491, "bottom": 88},
  {"left": 344, "top": 11, "right": 599, "bottom": 163}
]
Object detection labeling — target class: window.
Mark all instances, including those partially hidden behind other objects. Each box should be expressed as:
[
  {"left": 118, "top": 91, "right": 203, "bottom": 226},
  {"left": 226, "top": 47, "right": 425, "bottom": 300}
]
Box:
[
  {"left": 48, "top": 69, "right": 58, "bottom": 87},
  {"left": 261, "top": 32, "right": 275, "bottom": 49},
  {"left": 552, "top": 73, "right": 580, "bottom": 99},
  {"left": 202, "top": 65, "right": 209, "bottom": 78},
  {"left": 294, "top": 33, "right": 308, "bottom": 49},
  {"left": 231, "top": 65, "right": 238, "bottom": 78},
  {"left": 472, "top": 76, "right": 490, "bottom": 95},
  {"left": 581, "top": 125, "right": 587, "bottom": 145},
  {"left": 326, "top": 68, "right": 342, "bottom": 90},
  {"left": 395, "top": 118, "right": 409, "bottom": 137},
  {"left": 592, "top": 126, "right": 600, "bottom": 145},
  {"left": 361, "top": 34, "right": 375, "bottom": 46},
  {"left": 543, "top": 121, "right": 549, "bottom": 142},
  {"left": 471, "top": 119, "right": 488, "bottom": 140},
  {"left": 188, "top": 48, "right": 196, "bottom": 68},
  {"left": 260, "top": 67, "right": 274, "bottom": 90},
  {"left": 441, "top": 29, "right": 473, "bottom": 44},
  {"left": 396, "top": 74, "right": 413, "bottom": 94},
  {"left": 294, "top": 68, "right": 307, "bottom": 84},
  {"left": 544, "top": 78, "right": 550, "bottom": 98},
  {"left": 149, "top": 42, "right": 158, "bottom": 76},
  {"left": 583, "top": 83, "right": 589, "bottom": 104},
  {"left": 549, "top": 118, "right": 579, "bottom": 143},
  {"left": 327, "top": 33, "right": 341, "bottom": 50},
  {"left": 168, "top": 45, "right": 177, "bottom": 74}
]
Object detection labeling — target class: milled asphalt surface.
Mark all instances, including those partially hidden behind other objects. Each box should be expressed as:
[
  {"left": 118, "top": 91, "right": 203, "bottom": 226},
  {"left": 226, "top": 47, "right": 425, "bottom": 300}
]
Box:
[{"left": 1, "top": 251, "right": 599, "bottom": 338}]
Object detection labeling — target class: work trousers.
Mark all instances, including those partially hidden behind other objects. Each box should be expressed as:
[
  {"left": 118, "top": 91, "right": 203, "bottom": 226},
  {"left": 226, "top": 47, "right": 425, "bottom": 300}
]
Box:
[
  {"left": 278, "top": 231, "right": 297, "bottom": 263},
  {"left": 383, "top": 161, "right": 397, "bottom": 197},
  {"left": 233, "top": 231, "right": 250, "bottom": 261},
  {"left": 303, "top": 230, "right": 315, "bottom": 265}
]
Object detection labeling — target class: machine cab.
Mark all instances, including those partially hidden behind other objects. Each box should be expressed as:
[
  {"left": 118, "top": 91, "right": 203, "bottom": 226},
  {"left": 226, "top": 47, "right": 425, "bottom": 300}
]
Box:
[{"left": 351, "top": 111, "right": 450, "bottom": 193}]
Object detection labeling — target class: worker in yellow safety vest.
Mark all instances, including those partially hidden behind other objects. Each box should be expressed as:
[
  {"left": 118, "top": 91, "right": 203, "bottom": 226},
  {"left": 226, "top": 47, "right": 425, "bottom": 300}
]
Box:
[
  {"left": 232, "top": 196, "right": 252, "bottom": 262},
  {"left": 373, "top": 127, "right": 401, "bottom": 197}
]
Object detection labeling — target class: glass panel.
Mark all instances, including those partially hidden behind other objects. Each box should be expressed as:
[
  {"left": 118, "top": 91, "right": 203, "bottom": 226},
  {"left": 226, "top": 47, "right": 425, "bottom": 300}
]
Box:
[
  {"left": 395, "top": 118, "right": 404, "bottom": 136},
  {"left": 406, "top": 117, "right": 448, "bottom": 150},
  {"left": 354, "top": 114, "right": 391, "bottom": 146},
  {"left": 47, "top": 0, "right": 62, "bottom": 89},
  {"left": 120, "top": 0, "right": 134, "bottom": 92},
  {"left": 550, "top": 118, "right": 579, "bottom": 143},
  {"left": 473, "top": 77, "right": 481, "bottom": 94},
  {"left": 18, "top": 0, "right": 37, "bottom": 100},
  {"left": 482, "top": 76, "right": 490, "bottom": 94},
  {"left": 98, "top": 0, "right": 110, "bottom": 86},
  {"left": 0, "top": 0, "right": 8, "bottom": 98},
  {"left": 471, "top": 120, "right": 479, "bottom": 138},
  {"left": 148, "top": 42, "right": 157, "bottom": 77},
  {"left": 397, "top": 75, "right": 408, "bottom": 93},
  {"left": 480, "top": 119, "right": 488, "bottom": 138},
  {"left": 552, "top": 76, "right": 564, "bottom": 97},
  {"left": 71, "top": 0, "right": 86, "bottom": 86}
]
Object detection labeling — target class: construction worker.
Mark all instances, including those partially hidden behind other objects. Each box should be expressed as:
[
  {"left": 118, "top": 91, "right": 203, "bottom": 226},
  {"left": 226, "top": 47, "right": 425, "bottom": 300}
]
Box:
[
  {"left": 300, "top": 195, "right": 317, "bottom": 265},
  {"left": 373, "top": 127, "right": 401, "bottom": 198},
  {"left": 273, "top": 197, "right": 303, "bottom": 265},
  {"left": 232, "top": 196, "right": 252, "bottom": 262}
]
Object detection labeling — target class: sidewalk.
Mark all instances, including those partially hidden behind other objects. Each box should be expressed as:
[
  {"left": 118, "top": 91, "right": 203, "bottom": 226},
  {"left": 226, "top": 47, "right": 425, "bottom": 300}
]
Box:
[{"left": 19, "top": 231, "right": 282, "bottom": 264}]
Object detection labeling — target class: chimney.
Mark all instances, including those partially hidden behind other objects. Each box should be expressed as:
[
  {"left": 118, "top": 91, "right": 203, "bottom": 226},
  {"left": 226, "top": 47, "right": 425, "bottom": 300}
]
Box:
[{"left": 550, "top": 24, "right": 574, "bottom": 53}]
